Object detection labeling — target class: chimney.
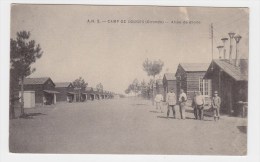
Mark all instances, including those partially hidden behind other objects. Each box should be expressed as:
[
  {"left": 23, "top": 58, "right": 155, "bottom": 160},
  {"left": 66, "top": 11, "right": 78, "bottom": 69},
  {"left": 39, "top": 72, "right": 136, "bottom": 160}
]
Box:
[
  {"left": 221, "top": 38, "right": 228, "bottom": 59},
  {"left": 228, "top": 32, "right": 236, "bottom": 64},
  {"left": 234, "top": 34, "right": 242, "bottom": 67},
  {"left": 217, "top": 46, "right": 224, "bottom": 59}
]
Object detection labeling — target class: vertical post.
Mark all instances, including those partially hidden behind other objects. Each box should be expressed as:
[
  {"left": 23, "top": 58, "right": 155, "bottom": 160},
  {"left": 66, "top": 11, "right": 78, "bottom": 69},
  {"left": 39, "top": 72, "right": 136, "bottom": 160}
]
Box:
[
  {"left": 229, "top": 38, "right": 232, "bottom": 62},
  {"left": 20, "top": 77, "right": 25, "bottom": 116},
  {"left": 235, "top": 42, "right": 238, "bottom": 65},
  {"left": 210, "top": 23, "right": 214, "bottom": 73},
  {"left": 54, "top": 94, "right": 56, "bottom": 104},
  {"left": 152, "top": 77, "right": 155, "bottom": 105},
  {"left": 79, "top": 89, "right": 81, "bottom": 102},
  {"left": 211, "top": 23, "right": 213, "bottom": 61}
]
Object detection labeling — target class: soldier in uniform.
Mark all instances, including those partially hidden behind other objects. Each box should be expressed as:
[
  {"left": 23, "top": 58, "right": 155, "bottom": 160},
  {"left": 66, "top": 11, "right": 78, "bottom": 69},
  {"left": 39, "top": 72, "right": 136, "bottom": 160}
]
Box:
[
  {"left": 195, "top": 91, "right": 205, "bottom": 120},
  {"left": 191, "top": 91, "right": 198, "bottom": 119},
  {"left": 154, "top": 93, "right": 164, "bottom": 113},
  {"left": 212, "top": 91, "right": 221, "bottom": 121},
  {"left": 178, "top": 89, "right": 187, "bottom": 120},
  {"left": 166, "top": 88, "right": 177, "bottom": 119}
]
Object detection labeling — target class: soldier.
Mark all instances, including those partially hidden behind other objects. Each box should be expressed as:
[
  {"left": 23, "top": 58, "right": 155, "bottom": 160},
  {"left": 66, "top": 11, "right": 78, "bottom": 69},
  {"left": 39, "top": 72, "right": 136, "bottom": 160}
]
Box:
[
  {"left": 212, "top": 91, "right": 221, "bottom": 121},
  {"left": 195, "top": 91, "right": 205, "bottom": 120},
  {"left": 178, "top": 89, "right": 187, "bottom": 120},
  {"left": 154, "top": 93, "right": 163, "bottom": 113},
  {"left": 192, "top": 91, "right": 198, "bottom": 119},
  {"left": 166, "top": 88, "right": 177, "bottom": 119}
]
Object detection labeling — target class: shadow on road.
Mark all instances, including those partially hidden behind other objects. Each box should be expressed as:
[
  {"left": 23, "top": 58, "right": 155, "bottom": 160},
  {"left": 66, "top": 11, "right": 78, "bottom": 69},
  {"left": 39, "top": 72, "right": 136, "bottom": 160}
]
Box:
[
  {"left": 186, "top": 116, "right": 196, "bottom": 120},
  {"left": 157, "top": 115, "right": 174, "bottom": 119},
  {"left": 157, "top": 115, "right": 214, "bottom": 122},
  {"left": 19, "top": 113, "right": 46, "bottom": 119},
  {"left": 237, "top": 126, "right": 247, "bottom": 134},
  {"left": 131, "top": 103, "right": 149, "bottom": 106},
  {"left": 186, "top": 109, "right": 214, "bottom": 118},
  {"left": 186, "top": 116, "right": 214, "bottom": 122},
  {"left": 149, "top": 110, "right": 161, "bottom": 113}
]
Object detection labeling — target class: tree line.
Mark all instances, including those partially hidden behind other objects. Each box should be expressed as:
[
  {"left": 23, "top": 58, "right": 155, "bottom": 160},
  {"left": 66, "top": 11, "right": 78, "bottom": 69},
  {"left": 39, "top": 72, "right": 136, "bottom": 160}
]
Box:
[{"left": 125, "top": 58, "right": 164, "bottom": 100}]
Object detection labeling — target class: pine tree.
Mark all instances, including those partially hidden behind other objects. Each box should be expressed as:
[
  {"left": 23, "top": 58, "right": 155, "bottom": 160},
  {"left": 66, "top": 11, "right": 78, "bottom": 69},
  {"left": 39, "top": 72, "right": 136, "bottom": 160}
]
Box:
[{"left": 10, "top": 31, "right": 43, "bottom": 118}]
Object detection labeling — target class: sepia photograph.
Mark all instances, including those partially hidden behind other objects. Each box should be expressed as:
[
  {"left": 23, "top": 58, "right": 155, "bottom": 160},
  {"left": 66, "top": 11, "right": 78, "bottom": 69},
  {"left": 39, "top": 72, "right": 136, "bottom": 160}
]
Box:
[{"left": 8, "top": 4, "right": 249, "bottom": 156}]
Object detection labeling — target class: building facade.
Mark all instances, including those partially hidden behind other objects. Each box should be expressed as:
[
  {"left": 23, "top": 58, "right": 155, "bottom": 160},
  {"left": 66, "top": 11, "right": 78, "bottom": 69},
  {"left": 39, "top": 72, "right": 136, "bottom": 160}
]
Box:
[
  {"left": 204, "top": 59, "right": 248, "bottom": 115},
  {"left": 21, "top": 77, "right": 59, "bottom": 106},
  {"left": 92, "top": 88, "right": 100, "bottom": 100},
  {"left": 85, "top": 87, "right": 95, "bottom": 100},
  {"left": 175, "top": 63, "right": 212, "bottom": 100},
  {"left": 55, "top": 82, "right": 76, "bottom": 102}
]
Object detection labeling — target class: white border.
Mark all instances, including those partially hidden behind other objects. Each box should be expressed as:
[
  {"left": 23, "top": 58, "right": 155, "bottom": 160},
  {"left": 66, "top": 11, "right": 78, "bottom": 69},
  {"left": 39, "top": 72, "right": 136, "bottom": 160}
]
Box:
[{"left": 1, "top": 1, "right": 260, "bottom": 162}]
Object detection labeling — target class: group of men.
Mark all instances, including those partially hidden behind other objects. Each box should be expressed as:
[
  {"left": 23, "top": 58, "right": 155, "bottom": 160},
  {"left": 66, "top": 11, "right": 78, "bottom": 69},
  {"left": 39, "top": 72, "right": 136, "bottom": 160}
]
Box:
[{"left": 154, "top": 88, "right": 221, "bottom": 121}]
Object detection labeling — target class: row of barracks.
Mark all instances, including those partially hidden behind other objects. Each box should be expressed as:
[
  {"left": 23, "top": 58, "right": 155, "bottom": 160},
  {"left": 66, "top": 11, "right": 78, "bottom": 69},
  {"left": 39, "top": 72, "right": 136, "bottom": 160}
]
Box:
[
  {"left": 19, "top": 77, "right": 115, "bottom": 108},
  {"left": 155, "top": 58, "right": 248, "bottom": 116}
]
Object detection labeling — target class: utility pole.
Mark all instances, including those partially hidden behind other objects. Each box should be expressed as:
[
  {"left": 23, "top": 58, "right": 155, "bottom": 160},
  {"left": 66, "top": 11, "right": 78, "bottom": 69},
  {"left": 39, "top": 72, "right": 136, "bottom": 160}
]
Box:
[
  {"left": 210, "top": 23, "right": 214, "bottom": 71},
  {"left": 211, "top": 23, "right": 214, "bottom": 61}
]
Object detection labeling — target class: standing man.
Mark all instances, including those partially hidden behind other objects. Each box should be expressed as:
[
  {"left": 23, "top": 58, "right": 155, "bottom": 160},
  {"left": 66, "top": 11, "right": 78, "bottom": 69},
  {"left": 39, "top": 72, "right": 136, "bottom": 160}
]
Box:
[
  {"left": 43, "top": 96, "right": 47, "bottom": 105},
  {"left": 195, "top": 91, "right": 205, "bottom": 120},
  {"left": 212, "top": 91, "right": 221, "bottom": 121},
  {"left": 192, "top": 91, "right": 198, "bottom": 119},
  {"left": 166, "top": 88, "right": 177, "bottom": 119},
  {"left": 178, "top": 89, "right": 187, "bottom": 120},
  {"left": 154, "top": 93, "right": 164, "bottom": 113}
]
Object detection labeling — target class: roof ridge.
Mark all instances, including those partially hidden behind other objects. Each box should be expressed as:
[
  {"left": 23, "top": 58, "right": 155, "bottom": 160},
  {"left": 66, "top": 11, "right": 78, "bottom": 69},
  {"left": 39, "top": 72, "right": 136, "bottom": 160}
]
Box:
[
  {"left": 23, "top": 77, "right": 52, "bottom": 85},
  {"left": 213, "top": 59, "right": 248, "bottom": 81},
  {"left": 179, "top": 62, "right": 210, "bottom": 64},
  {"left": 25, "top": 77, "right": 50, "bottom": 79},
  {"left": 179, "top": 62, "right": 210, "bottom": 72},
  {"left": 55, "top": 81, "right": 71, "bottom": 84},
  {"left": 164, "top": 73, "right": 176, "bottom": 80}
]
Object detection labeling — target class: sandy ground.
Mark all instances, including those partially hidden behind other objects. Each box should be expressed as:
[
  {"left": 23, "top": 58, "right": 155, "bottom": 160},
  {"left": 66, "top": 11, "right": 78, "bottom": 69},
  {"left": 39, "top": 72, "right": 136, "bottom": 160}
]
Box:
[{"left": 9, "top": 98, "right": 247, "bottom": 155}]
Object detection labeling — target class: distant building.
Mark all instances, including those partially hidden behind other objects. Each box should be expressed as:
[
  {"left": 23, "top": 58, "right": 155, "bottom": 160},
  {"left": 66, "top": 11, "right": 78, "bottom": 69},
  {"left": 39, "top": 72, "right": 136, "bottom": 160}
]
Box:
[
  {"left": 162, "top": 73, "right": 177, "bottom": 101},
  {"left": 72, "top": 86, "right": 87, "bottom": 102},
  {"left": 86, "top": 87, "right": 95, "bottom": 100},
  {"left": 92, "top": 88, "right": 100, "bottom": 100},
  {"left": 204, "top": 59, "right": 248, "bottom": 115},
  {"left": 55, "top": 82, "right": 76, "bottom": 102},
  {"left": 99, "top": 89, "right": 105, "bottom": 99},
  {"left": 114, "top": 94, "right": 120, "bottom": 99},
  {"left": 20, "top": 77, "right": 59, "bottom": 107},
  {"left": 107, "top": 91, "right": 113, "bottom": 99},
  {"left": 81, "top": 89, "right": 88, "bottom": 102},
  {"left": 175, "top": 63, "right": 212, "bottom": 100},
  {"left": 103, "top": 90, "right": 109, "bottom": 99}
]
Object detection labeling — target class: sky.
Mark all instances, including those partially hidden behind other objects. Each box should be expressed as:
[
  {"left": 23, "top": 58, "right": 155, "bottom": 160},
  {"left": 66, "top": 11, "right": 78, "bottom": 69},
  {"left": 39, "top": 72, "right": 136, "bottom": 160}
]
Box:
[{"left": 11, "top": 5, "right": 249, "bottom": 94}]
